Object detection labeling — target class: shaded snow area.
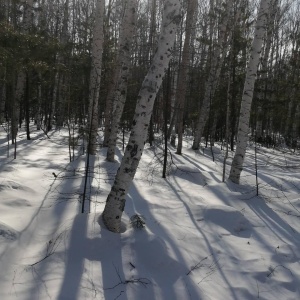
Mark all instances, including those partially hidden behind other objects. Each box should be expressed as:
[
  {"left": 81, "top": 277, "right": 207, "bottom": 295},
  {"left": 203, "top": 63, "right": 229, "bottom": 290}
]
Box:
[{"left": 0, "top": 126, "right": 300, "bottom": 300}]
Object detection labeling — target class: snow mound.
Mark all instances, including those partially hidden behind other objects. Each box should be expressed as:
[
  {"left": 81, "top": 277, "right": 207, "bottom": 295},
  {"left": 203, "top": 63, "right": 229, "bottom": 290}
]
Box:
[
  {"left": 170, "top": 164, "right": 206, "bottom": 185},
  {"left": 0, "top": 222, "right": 19, "bottom": 241},
  {"left": 0, "top": 178, "right": 35, "bottom": 193},
  {"left": 194, "top": 204, "right": 251, "bottom": 237},
  {"left": 3, "top": 198, "right": 31, "bottom": 207},
  {"left": 0, "top": 165, "right": 17, "bottom": 172}
]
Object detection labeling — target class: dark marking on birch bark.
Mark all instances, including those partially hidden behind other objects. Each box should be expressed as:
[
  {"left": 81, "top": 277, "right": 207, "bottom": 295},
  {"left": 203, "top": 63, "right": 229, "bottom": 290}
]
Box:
[
  {"left": 119, "top": 199, "right": 125, "bottom": 211},
  {"left": 130, "top": 144, "right": 138, "bottom": 157}
]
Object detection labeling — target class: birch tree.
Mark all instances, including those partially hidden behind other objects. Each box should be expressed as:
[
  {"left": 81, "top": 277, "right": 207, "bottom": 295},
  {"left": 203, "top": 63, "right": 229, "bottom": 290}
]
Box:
[
  {"left": 87, "top": 0, "right": 105, "bottom": 155},
  {"left": 106, "top": 0, "right": 139, "bottom": 162},
  {"left": 102, "top": 0, "right": 182, "bottom": 232},
  {"left": 175, "top": 0, "right": 197, "bottom": 155},
  {"left": 229, "top": 0, "right": 271, "bottom": 184},
  {"left": 192, "top": 0, "right": 234, "bottom": 150},
  {"left": 55, "top": 0, "right": 70, "bottom": 128},
  {"left": 255, "top": 0, "right": 277, "bottom": 139}
]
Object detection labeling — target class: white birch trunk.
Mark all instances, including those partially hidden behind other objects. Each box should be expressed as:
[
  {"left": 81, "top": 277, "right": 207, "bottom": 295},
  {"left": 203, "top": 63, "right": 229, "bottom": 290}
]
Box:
[
  {"left": 192, "top": 0, "right": 234, "bottom": 150},
  {"left": 229, "top": 0, "right": 271, "bottom": 184},
  {"left": 106, "top": 0, "right": 138, "bottom": 161},
  {"left": 87, "top": 0, "right": 105, "bottom": 154},
  {"left": 102, "top": 0, "right": 182, "bottom": 232}
]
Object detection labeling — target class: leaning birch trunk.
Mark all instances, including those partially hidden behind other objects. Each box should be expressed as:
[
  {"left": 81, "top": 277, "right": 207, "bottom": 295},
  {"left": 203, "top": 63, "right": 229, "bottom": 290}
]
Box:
[
  {"left": 102, "top": 0, "right": 182, "bottom": 232},
  {"left": 106, "top": 0, "right": 138, "bottom": 162},
  {"left": 229, "top": 0, "right": 270, "bottom": 184},
  {"left": 175, "top": 0, "right": 197, "bottom": 155},
  {"left": 87, "top": 0, "right": 105, "bottom": 155},
  {"left": 192, "top": 0, "right": 234, "bottom": 150}
]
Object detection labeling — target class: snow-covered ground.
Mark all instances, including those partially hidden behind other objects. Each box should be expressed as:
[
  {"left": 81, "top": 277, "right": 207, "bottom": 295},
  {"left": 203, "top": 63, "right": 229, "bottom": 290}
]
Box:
[{"left": 0, "top": 125, "right": 299, "bottom": 300}]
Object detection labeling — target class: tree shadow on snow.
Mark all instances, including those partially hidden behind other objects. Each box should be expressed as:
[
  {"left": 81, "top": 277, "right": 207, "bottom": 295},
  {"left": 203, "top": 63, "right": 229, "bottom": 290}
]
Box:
[{"left": 123, "top": 183, "right": 217, "bottom": 300}]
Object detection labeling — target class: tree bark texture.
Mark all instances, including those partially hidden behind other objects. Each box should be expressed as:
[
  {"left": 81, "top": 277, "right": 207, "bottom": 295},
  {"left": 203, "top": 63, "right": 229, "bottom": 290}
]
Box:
[
  {"left": 13, "top": 0, "right": 33, "bottom": 141},
  {"left": 192, "top": 0, "right": 234, "bottom": 150},
  {"left": 229, "top": 0, "right": 271, "bottom": 184},
  {"left": 102, "top": 0, "right": 182, "bottom": 232},
  {"left": 256, "top": 0, "right": 277, "bottom": 139},
  {"left": 175, "top": 0, "right": 197, "bottom": 155},
  {"left": 106, "top": 0, "right": 138, "bottom": 161},
  {"left": 87, "top": 0, "right": 105, "bottom": 154}
]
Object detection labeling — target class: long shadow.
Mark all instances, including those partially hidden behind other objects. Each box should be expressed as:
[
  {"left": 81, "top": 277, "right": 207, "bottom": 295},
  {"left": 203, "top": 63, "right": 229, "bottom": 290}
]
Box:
[
  {"left": 124, "top": 183, "right": 211, "bottom": 300},
  {"left": 58, "top": 213, "right": 89, "bottom": 300},
  {"left": 246, "top": 197, "right": 300, "bottom": 247},
  {"left": 182, "top": 153, "right": 222, "bottom": 183},
  {"left": 57, "top": 154, "right": 127, "bottom": 300},
  {"left": 162, "top": 178, "right": 242, "bottom": 300},
  {"left": 0, "top": 131, "right": 88, "bottom": 299},
  {"left": 21, "top": 155, "right": 85, "bottom": 300}
]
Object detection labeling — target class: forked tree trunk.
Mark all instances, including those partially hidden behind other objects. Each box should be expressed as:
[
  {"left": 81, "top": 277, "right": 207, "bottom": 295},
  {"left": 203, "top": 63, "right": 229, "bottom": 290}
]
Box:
[
  {"left": 229, "top": 0, "right": 271, "bottom": 184},
  {"left": 87, "top": 0, "right": 105, "bottom": 154},
  {"left": 102, "top": 0, "right": 182, "bottom": 233}
]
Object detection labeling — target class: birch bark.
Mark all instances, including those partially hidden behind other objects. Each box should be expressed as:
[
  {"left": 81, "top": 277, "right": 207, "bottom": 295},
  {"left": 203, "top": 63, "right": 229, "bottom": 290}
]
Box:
[
  {"left": 87, "top": 0, "right": 105, "bottom": 154},
  {"left": 192, "top": 0, "right": 234, "bottom": 150},
  {"left": 106, "top": 0, "right": 138, "bottom": 161},
  {"left": 229, "top": 0, "right": 271, "bottom": 184},
  {"left": 102, "top": 0, "right": 182, "bottom": 232},
  {"left": 256, "top": 0, "right": 277, "bottom": 139},
  {"left": 175, "top": 0, "right": 197, "bottom": 155}
]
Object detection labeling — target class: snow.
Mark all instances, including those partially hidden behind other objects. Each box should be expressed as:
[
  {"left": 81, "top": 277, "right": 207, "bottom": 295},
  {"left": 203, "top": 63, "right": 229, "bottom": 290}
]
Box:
[{"left": 0, "top": 126, "right": 300, "bottom": 300}]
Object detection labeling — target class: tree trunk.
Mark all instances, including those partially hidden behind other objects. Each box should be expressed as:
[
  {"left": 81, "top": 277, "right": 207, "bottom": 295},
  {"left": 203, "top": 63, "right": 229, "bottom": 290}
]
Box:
[
  {"left": 56, "top": 0, "right": 69, "bottom": 128},
  {"left": 102, "top": 0, "right": 182, "bottom": 233},
  {"left": 87, "top": 0, "right": 105, "bottom": 155},
  {"left": 175, "top": 0, "right": 197, "bottom": 155},
  {"left": 229, "top": 0, "right": 271, "bottom": 184},
  {"left": 192, "top": 0, "right": 234, "bottom": 150},
  {"left": 0, "top": 74, "right": 6, "bottom": 124},
  {"left": 13, "top": 0, "right": 34, "bottom": 141},
  {"left": 256, "top": 0, "right": 277, "bottom": 139},
  {"left": 106, "top": 0, "right": 138, "bottom": 162}
]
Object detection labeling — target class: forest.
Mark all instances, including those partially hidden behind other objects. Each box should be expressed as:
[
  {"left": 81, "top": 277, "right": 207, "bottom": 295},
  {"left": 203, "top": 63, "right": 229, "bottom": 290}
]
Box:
[{"left": 0, "top": 0, "right": 300, "bottom": 299}]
